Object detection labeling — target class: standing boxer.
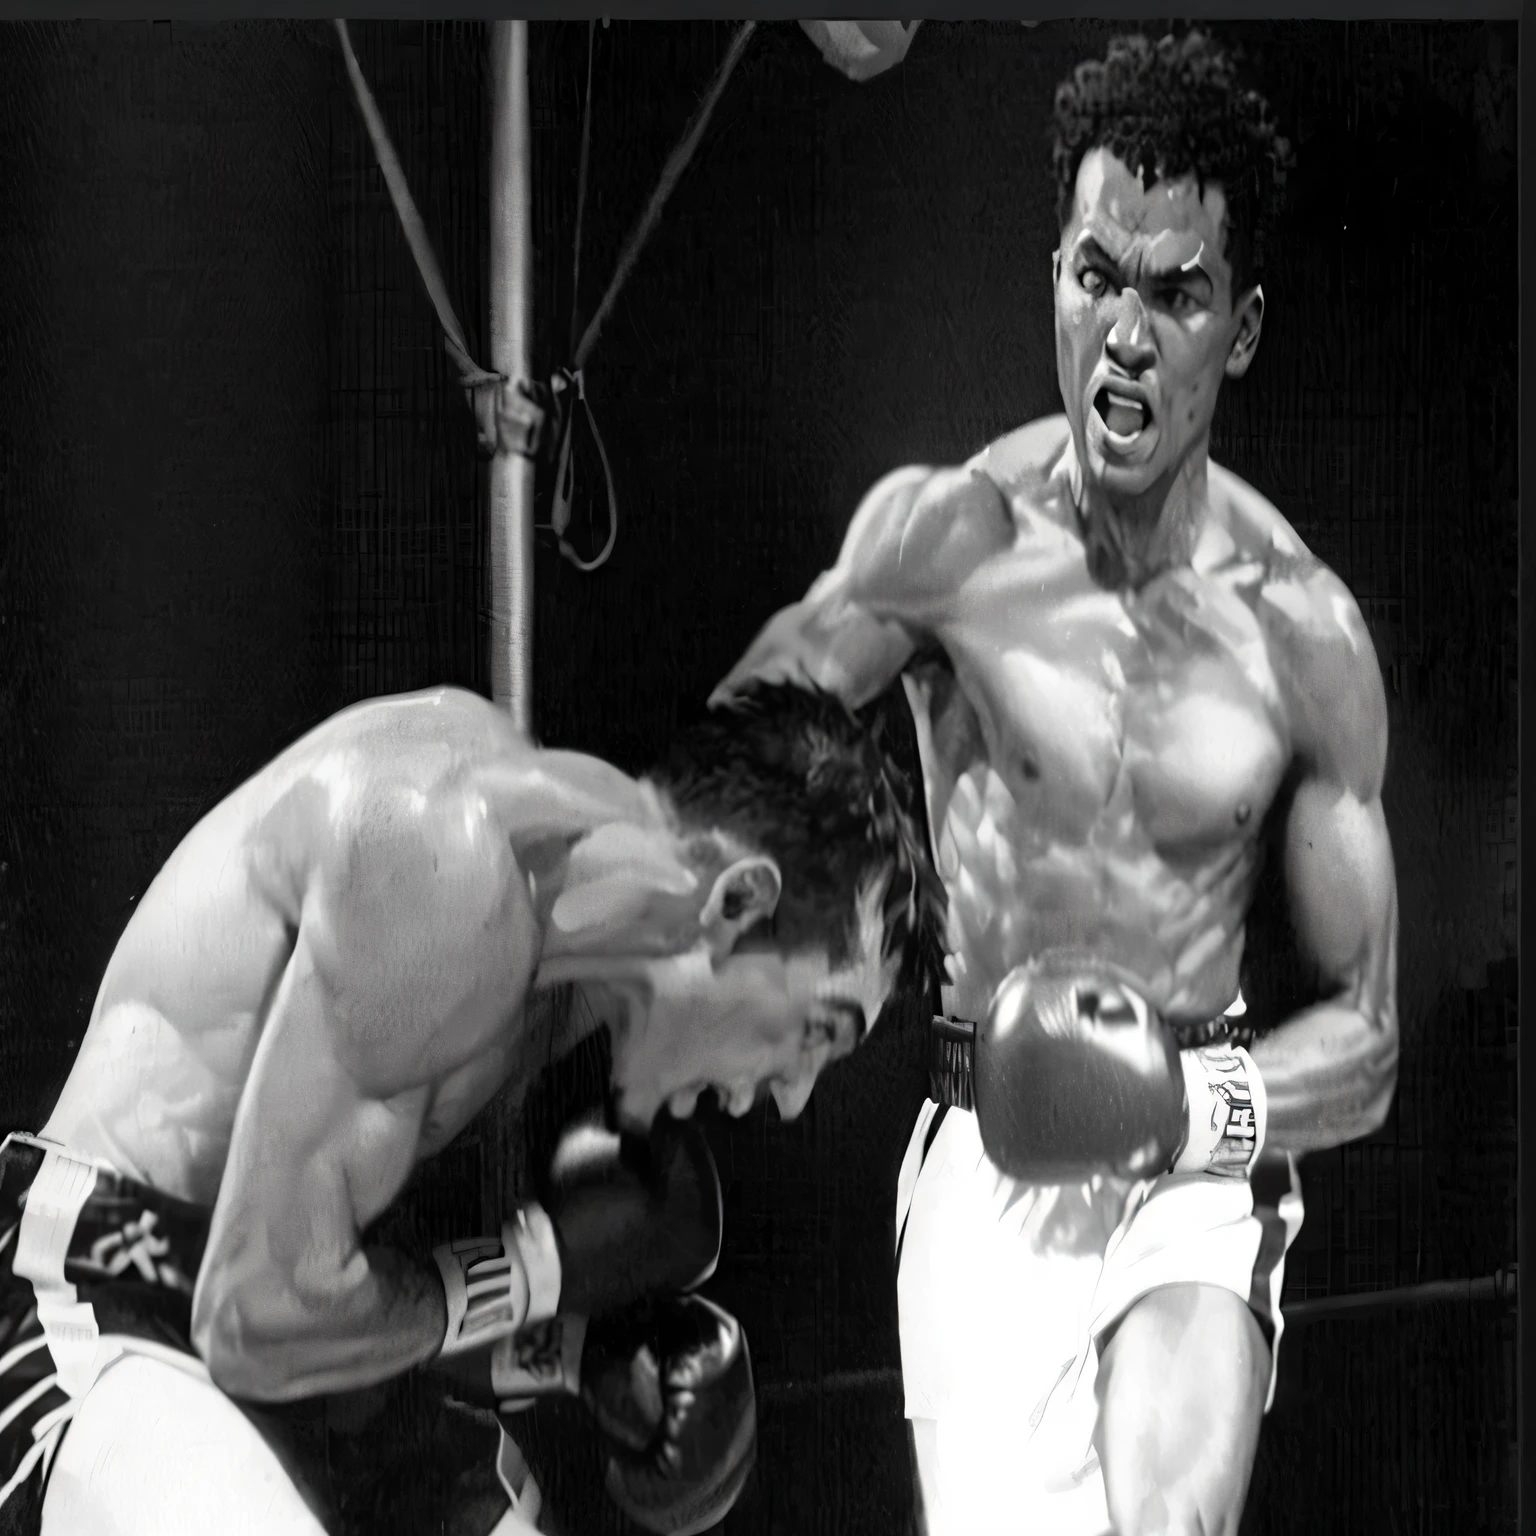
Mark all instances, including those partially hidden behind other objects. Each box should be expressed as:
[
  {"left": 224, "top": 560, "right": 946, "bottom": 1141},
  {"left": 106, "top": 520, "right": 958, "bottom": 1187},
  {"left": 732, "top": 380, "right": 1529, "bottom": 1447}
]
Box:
[
  {"left": 1, "top": 679, "right": 941, "bottom": 1535},
  {"left": 716, "top": 31, "right": 1397, "bottom": 1535}
]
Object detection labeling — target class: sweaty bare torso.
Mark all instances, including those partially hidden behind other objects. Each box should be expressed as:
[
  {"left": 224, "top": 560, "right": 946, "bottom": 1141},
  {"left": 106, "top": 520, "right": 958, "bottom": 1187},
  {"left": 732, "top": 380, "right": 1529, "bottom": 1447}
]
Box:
[
  {"left": 900, "top": 420, "right": 1300, "bottom": 1029},
  {"left": 43, "top": 689, "right": 549, "bottom": 1207}
]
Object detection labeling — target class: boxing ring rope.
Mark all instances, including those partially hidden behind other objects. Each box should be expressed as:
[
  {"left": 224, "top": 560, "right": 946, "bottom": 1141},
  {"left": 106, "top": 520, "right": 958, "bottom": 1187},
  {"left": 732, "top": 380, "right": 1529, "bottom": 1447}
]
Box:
[{"left": 757, "top": 1265, "right": 1519, "bottom": 1406}]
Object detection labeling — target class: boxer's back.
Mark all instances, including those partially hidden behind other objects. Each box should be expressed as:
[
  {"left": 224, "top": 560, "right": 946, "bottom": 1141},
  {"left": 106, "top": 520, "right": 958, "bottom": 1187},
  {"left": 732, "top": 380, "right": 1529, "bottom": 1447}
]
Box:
[{"left": 44, "top": 687, "right": 544, "bottom": 1206}]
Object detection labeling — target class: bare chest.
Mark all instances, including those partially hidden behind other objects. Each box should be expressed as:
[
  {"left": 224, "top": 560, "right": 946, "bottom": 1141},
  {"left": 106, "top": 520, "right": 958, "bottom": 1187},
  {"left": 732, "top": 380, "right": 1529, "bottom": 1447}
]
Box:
[
  {"left": 927, "top": 541, "right": 1290, "bottom": 855},
  {"left": 906, "top": 544, "right": 1287, "bottom": 1016}
]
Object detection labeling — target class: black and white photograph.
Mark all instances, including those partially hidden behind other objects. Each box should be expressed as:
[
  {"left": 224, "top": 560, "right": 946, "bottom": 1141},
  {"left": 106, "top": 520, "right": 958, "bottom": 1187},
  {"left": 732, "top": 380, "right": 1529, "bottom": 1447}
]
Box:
[{"left": 0, "top": 14, "right": 1522, "bottom": 1536}]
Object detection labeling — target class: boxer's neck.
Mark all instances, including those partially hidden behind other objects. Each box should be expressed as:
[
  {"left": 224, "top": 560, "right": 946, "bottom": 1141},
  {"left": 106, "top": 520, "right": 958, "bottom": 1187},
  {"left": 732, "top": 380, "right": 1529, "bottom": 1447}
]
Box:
[
  {"left": 476, "top": 751, "right": 727, "bottom": 984},
  {"left": 530, "top": 825, "right": 724, "bottom": 982},
  {"left": 1072, "top": 438, "right": 1211, "bottom": 590}
]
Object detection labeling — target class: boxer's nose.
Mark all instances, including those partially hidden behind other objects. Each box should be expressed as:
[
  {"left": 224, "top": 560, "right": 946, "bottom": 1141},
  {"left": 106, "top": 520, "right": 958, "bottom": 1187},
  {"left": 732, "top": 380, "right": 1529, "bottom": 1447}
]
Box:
[{"left": 1106, "top": 288, "right": 1154, "bottom": 373}]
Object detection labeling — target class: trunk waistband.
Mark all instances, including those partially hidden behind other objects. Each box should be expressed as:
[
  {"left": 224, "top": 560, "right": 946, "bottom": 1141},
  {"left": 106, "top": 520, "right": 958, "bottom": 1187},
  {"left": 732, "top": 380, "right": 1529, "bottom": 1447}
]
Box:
[
  {"left": 927, "top": 1012, "right": 1253, "bottom": 1111},
  {"left": 0, "top": 1135, "right": 214, "bottom": 1524},
  {"left": 0, "top": 1134, "right": 210, "bottom": 1299}
]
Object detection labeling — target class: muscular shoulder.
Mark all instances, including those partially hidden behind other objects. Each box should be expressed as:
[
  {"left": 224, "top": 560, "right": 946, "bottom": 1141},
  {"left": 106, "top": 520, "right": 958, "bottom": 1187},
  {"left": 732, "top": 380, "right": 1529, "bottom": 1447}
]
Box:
[
  {"left": 841, "top": 418, "right": 1069, "bottom": 613},
  {"left": 294, "top": 694, "right": 533, "bottom": 991},
  {"left": 1206, "top": 461, "right": 1309, "bottom": 567},
  {"left": 1210, "top": 469, "right": 1388, "bottom": 797},
  {"left": 972, "top": 415, "right": 1074, "bottom": 497}
]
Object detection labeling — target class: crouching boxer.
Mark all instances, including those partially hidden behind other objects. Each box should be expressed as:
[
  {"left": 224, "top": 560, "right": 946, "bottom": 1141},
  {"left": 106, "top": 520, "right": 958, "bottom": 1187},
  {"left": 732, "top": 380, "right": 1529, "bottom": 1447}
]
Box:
[
  {"left": 0, "top": 679, "right": 943, "bottom": 1535},
  {"left": 716, "top": 30, "right": 1398, "bottom": 1534}
]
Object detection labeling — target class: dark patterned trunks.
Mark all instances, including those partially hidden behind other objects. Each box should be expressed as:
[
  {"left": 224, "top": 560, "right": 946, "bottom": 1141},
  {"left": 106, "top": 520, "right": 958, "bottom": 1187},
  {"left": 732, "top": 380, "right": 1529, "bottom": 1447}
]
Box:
[{"left": 0, "top": 1134, "right": 210, "bottom": 1535}]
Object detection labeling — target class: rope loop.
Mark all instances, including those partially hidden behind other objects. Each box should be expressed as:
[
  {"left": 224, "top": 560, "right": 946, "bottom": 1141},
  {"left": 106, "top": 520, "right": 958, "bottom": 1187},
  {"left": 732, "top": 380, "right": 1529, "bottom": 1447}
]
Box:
[{"left": 337, "top": 18, "right": 760, "bottom": 579}]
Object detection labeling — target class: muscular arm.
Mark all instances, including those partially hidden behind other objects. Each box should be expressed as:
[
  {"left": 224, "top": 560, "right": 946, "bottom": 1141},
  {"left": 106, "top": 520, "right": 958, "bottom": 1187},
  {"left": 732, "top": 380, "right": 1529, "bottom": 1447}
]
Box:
[
  {"left": 711, "top": 462, "right": 1001, "bottom": 709},
  {"left": 1250, "top": 564, "right": 1399, "bottom": 1154},
  {"left": 191, "top": 790, "right": 522, "bottom": 1402},
  {"left": 190, "top": 951, "right": 446, "bottom": 1401}
]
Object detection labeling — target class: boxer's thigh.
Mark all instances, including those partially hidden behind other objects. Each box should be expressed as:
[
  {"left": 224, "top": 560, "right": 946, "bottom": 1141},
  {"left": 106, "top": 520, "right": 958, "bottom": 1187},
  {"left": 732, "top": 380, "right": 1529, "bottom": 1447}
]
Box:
[
  {"left": 908, "top": 1414, "right": 1115, "bottom": 1536},
  {"left": 41, "top": 1355, "right": 328, "bottom": 1536},
  {"left": 897, "top": 1108, "right": 1116, "bottom": 1420},
  {"left": 1093, "top": 1282, "right": 1267, "bottom": 1536}
]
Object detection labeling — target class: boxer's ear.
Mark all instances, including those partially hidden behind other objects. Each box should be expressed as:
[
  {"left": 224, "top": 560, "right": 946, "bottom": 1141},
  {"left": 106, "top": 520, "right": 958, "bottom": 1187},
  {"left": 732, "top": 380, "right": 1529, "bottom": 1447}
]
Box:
[
  {"left": 700, "top": 856, "right": 781, "bottom": 957},
  {"left": 1226, "top": 284, "right": 1264, "bottom": 379}
]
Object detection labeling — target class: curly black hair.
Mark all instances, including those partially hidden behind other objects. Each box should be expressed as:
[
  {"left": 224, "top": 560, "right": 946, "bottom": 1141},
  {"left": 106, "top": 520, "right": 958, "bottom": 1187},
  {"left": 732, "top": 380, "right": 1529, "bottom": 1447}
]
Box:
[
  {"left": 1052, "top": 29, "right": 1294, "bottom": 290},
  {"left": 652, "top": 681, "right": 947, "bottom": 1001}
]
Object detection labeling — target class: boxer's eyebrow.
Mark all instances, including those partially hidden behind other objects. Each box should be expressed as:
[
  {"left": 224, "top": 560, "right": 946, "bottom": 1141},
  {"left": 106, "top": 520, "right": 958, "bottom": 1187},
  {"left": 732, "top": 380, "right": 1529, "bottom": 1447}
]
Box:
[
  {"left": 1074, "top": 234, "right": 1124, "bottom": 276},
  {"left": 1161, "top": 243, "right": 1216, "bottom": 286},
  {"left": 1148, "top": 254, "right": 1215, "bottom": 298}
]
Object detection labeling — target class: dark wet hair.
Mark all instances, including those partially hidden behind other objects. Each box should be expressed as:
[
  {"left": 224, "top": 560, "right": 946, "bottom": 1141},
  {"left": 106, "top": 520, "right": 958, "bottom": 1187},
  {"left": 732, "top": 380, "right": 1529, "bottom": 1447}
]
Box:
[
  {"left": 653, "top": 682, "right": 946, "bottom": 997},
  {"left": 1052, "top": 29, "right": 1294, "bottom": 289}
]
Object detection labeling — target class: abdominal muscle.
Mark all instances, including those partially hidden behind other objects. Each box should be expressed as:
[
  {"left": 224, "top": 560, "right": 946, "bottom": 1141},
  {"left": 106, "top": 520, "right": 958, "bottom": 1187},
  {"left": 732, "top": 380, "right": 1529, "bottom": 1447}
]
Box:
[
  {"left": 918, "top": 729, "right": 1259, "bottom": 1033},
  {"left": 926, "top": 762, "right": 1255, "bottom": 1249}
]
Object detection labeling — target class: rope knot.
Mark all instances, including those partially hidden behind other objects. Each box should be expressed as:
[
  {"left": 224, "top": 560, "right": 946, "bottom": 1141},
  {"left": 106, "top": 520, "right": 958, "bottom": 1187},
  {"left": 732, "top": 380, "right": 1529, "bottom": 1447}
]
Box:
[{"left": 465, "top": 369, "right": 563, "bottom": 463}]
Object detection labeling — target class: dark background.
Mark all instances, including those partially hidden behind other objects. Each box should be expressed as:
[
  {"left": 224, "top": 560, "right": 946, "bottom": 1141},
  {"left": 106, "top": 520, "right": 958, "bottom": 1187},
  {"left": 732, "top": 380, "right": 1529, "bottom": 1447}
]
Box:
[{"left": 0, "top": 18, "right": 1518, "bottom": 1535}]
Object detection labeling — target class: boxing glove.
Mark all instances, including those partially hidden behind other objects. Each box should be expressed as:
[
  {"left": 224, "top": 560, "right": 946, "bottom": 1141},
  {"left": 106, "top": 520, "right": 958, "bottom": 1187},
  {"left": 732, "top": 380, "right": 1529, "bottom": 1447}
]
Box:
[
  {"left": 434, "top": 1113, "right": 721, "bottom": 1358},
  {"left": 540, "top": 1111, "right": 723, "bottom": 1320},
  {"left": 490, "top": 1296, "right": 757, "bottom": 1536},
  {"left": 973, "top": 951, "right": 1266, "bottom": 1184}
]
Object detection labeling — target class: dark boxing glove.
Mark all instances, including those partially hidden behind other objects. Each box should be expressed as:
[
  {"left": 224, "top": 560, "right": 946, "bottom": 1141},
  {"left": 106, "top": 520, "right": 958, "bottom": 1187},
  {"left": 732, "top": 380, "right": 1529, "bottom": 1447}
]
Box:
[
  {"left": 434, "top": 1113, "right": 721, "bottom": 1359},
  {"left": 973, "top": 951, "right": 1267, "bottom": 1185},
  {"left": 542, "top": 1113, "right": 722, "bottom": 1319},
  {"left": 490, "top": 1295, "right": 757, "bottom": 1536}
]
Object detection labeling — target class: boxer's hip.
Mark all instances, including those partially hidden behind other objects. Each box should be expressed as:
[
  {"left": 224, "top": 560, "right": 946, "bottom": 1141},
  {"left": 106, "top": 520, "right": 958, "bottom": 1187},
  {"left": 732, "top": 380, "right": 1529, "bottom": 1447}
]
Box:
[
  {"left": 897, "top": 1013, "right": 1305, "bottom": 1430},
  {"left": 894, "top": 1101, "right": 1130, "bottom": 1426},
  {"left": 0, "top": 1132, "right": 211, "bottom": 1525}
]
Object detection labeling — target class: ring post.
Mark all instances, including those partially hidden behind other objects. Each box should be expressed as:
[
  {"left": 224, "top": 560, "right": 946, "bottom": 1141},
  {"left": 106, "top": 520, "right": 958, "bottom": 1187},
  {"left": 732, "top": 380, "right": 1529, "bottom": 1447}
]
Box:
[{"left": 488, "top": 19, "right": 535, "bottom": 734}]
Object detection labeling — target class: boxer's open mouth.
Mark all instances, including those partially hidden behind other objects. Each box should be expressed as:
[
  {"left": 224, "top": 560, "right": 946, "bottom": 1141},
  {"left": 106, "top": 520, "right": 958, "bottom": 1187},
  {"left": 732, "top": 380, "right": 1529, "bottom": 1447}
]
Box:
[{"left": 1094, "top": 386, "right": 1150, "bottom": 440}]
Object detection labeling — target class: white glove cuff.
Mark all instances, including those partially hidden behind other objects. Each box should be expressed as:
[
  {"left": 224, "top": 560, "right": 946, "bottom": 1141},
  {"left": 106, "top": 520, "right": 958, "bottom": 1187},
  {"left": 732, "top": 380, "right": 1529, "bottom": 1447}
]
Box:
[
  {"left": 434, "top": 1204, "right": 563, "bottom": 1357},
  {"left": 1174, "top": 1043, "right": 1267, "bottom": 1178},
  {"left": 491, "top": 1313, "right": 589, "bottom": 1413}
]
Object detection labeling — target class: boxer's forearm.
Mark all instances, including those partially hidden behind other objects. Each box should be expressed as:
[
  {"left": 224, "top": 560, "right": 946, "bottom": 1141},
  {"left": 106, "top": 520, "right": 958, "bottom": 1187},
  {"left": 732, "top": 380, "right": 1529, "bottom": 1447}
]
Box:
[
  {"left": 711, "top": 466, "right": 937, "bottom": 711},
  {"left": 711, "top": 588, "right": 913, "bottom": 713},
  {"left": 196, "top": 1246, "right": 448, "bottom": 1403},
  {"left": 1249, "top": 999, "right": 1398, "bottom": 1154}
]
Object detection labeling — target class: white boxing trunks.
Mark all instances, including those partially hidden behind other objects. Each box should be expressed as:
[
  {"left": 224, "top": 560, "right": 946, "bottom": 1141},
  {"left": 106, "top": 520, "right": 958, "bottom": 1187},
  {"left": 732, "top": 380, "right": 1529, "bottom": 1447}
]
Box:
[{"left": 894, "top": 1101, "right": 1302, "bottom": 1536}]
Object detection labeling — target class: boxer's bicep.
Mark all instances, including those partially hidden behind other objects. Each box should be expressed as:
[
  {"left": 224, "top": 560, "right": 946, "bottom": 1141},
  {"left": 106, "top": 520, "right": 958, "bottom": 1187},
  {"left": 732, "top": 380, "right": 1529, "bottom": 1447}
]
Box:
[
  {"left": 1250, "top": 564, "right": 1401, "bottom": 1148},
  {"left": 193, "top": 927, "right": 440, "bottom": 1400},
  {"left": 1284, "top": 775, "right": 1397, "bottom": 1028},
  {"left": 1262, "top": 776, "right": 1399, "bottom": 1147},
  {"left": 1281, "top": 563, "right": 1396, "bottom": 1022},
  {"left": 1263, "top": 617, "right": 1399, "bottom": 1142}
]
